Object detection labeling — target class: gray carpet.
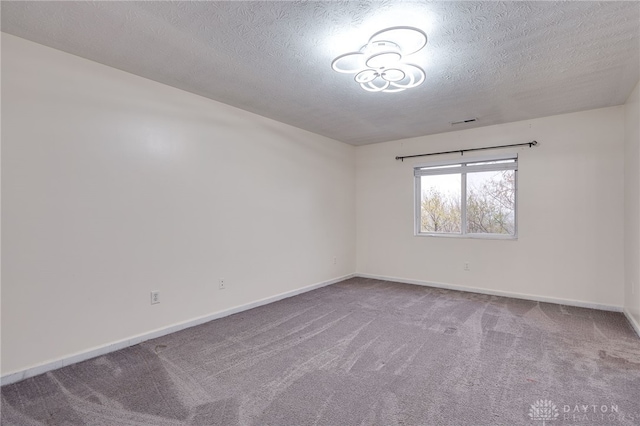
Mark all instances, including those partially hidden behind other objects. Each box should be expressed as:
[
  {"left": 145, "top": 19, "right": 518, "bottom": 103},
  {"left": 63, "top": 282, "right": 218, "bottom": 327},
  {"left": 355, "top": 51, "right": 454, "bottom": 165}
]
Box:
[{"left": 2, "top": 277, "right": 640, "bottom": 425}]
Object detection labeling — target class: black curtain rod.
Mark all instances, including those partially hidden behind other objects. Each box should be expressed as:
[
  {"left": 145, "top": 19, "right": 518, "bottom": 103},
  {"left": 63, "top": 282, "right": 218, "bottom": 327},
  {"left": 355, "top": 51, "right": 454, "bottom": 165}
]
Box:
[{"left": 395, "top": 140, "right": 538, "bottom": 161}]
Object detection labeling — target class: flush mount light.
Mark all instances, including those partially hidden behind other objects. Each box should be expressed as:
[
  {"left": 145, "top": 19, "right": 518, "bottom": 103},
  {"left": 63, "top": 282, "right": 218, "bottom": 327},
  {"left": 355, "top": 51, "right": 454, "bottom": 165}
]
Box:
[{"left": 331, "top": 26, "right": 427, "bottom": 93}]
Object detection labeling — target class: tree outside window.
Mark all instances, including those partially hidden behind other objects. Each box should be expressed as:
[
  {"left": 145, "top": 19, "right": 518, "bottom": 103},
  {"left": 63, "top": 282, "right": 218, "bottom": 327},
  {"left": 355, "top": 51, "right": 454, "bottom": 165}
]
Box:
[{"left": 416, "top": 156, "right": 517, "bottom": 238}]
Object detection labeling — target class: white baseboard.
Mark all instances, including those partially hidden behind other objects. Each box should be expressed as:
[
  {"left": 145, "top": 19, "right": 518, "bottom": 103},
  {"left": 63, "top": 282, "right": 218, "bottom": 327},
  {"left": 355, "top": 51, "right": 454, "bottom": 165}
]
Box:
[
  {"left": 623, "top": 308, "right": 640, "bottom": 338},
  {"left": 3, "top": 272, "right": 632, "bottom": 386},
  {"left": 355, "top": 273, "right": 624, "bottom": 313},
  {"left": 0, "top": 274, "right": 354, "bottom": 387}
]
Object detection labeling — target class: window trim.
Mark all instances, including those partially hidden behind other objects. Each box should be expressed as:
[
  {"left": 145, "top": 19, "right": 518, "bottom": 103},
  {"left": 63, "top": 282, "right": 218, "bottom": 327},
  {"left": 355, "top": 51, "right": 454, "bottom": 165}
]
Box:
[{"left": 414, "top": 153, "right": 518, "bottom": 240}]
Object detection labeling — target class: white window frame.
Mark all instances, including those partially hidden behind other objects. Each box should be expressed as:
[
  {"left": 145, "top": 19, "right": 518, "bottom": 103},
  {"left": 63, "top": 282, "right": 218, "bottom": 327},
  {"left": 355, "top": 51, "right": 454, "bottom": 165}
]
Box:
[{"left": 414, "top": 153, "right": 518, "bottom": 240}]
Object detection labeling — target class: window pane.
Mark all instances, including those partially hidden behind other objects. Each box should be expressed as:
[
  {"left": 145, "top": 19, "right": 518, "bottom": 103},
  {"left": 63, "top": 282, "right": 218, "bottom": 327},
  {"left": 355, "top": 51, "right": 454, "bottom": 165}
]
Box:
[
  {"left": 466, "top": 170, "right": 515, "bottom": 235},
  {"left": 420, "top": 174, "right": 461, "bottom": 233}
]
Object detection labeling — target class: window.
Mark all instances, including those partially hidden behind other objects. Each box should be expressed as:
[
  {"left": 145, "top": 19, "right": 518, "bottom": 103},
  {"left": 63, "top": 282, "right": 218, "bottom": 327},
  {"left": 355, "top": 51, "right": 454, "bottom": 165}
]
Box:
[{"left": 414, "top": 155, "right": 517, "bottom": 238}]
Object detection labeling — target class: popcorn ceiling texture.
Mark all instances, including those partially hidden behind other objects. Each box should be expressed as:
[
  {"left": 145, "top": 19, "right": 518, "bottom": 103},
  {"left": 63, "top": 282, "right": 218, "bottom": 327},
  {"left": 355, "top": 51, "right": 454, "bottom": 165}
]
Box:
[{"left": 1, "top": 1, "right": 638, "bottom": 145}]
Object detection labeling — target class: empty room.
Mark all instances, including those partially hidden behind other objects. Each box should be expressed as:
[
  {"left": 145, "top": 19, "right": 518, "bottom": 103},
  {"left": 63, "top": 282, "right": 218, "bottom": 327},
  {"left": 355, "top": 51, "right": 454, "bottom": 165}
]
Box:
[{"left": 1, "top": 1, "right": 640, "bottom": 425}]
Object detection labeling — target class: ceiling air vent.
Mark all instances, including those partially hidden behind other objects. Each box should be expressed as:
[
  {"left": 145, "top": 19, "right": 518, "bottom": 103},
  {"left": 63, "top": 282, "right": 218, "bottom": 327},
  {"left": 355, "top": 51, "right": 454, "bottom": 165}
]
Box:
[{"left": 451, "top": 118, "right": 477, "bottom": 126}]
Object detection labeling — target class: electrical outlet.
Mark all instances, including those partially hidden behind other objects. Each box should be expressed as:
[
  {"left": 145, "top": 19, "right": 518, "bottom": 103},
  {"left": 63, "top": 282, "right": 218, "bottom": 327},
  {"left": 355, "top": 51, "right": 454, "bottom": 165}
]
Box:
[
  {"left": 219, "top": 278, "right": 226, "bottom": 290},
  {"left": 333, "top": 256, "right": 337, "bottom": 265},
  {"left": 151, "top": 291, "right": 160, "bottom": 305},
  {"left": 464, "top": 262, "right": 470, "bottom": 271}
]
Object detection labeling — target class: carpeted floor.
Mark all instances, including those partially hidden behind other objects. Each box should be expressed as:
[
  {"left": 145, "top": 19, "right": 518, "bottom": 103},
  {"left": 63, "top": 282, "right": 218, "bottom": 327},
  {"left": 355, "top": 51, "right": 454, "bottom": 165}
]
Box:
[{"left": 2, "top": 277, "right": 640, "bottom": 425}]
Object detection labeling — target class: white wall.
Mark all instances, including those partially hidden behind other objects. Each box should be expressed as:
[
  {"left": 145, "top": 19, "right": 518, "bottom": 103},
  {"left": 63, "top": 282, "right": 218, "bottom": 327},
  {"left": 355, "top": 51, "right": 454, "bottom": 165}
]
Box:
[
  {"left": 0, "top": 34, "right": 356, "bottom": 375},
  {"left": 624, "top": 80, "right": 640, "bottom": 329},
  {"left": 356, "top": 107, "right": 625, "bottom": 309},
  {"left": 1, "top": 31, "right": 635, "bottom": 378}
]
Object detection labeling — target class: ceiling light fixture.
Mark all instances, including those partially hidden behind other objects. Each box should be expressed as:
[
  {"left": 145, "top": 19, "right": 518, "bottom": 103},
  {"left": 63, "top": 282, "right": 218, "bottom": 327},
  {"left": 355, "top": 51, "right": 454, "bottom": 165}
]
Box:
[{"left": 331, "top": 26, "right": 427, "bottom": 93}]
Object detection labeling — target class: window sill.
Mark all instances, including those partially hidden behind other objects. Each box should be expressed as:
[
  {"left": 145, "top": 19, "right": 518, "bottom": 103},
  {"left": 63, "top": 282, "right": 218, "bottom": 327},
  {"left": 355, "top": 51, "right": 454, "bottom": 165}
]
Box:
[{"left": 415, "top": 233, "right": 517, "bottom": 241}]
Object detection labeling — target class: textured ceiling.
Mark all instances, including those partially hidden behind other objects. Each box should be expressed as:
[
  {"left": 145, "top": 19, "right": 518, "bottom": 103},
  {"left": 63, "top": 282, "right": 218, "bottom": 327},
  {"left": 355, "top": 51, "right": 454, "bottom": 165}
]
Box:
[{"left": 2, "top": 1, "right": 639, "bottom": 145}]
